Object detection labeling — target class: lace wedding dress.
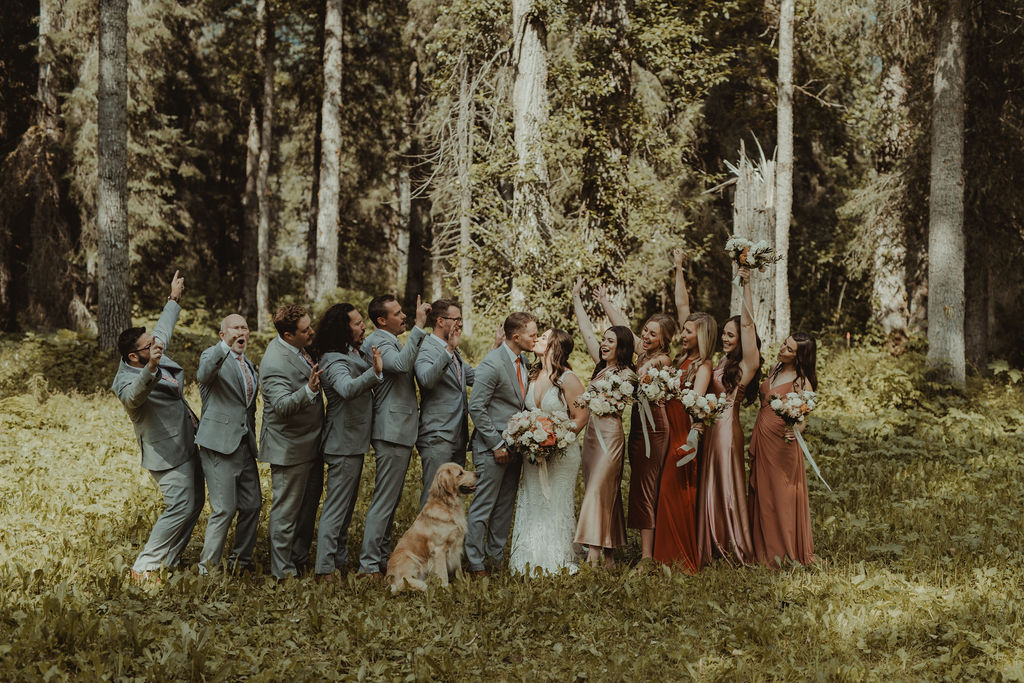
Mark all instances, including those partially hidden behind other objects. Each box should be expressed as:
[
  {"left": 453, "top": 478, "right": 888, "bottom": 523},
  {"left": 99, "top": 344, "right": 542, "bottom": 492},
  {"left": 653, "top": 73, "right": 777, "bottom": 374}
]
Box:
[{"left": 509, "top": 374, "right": 582, "bottom": 575}]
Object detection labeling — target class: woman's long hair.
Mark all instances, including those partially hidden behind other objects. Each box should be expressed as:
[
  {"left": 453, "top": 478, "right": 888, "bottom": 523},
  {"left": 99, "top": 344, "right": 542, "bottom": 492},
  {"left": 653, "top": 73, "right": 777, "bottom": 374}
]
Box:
[
  {"left": 311, "top": 303, "right": 359, "bottom": 359},
  {"left": 641, "top": 313, "right": 677, "bottom": 362},
  {"left": 771, "top": 332, "right": 818, "bottom": 391},
  {"left": 591, "top": 325, "right": 636, "bottom": 379},
  {"left": 720, "top": 315, "right": 763, "bottom": 405},
  {"left": 530, "top": 328, "right": 574, "bottom": 400},
  {"left": 675, "top": 312, "right": 717, "bottom": 386}
]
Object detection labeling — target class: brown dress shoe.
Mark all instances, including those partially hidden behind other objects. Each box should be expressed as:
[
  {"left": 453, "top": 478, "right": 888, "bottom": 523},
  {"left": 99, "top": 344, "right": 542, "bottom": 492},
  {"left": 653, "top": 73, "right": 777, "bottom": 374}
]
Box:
[
  {"left": 315, "top": 573, "right": 337, "bottom": 583},
  {"left": 467, "top": 569, "right": 490, "bottom": 578},
  {"left": 356, "top": 571, "right": 384, "bottom": 582}
]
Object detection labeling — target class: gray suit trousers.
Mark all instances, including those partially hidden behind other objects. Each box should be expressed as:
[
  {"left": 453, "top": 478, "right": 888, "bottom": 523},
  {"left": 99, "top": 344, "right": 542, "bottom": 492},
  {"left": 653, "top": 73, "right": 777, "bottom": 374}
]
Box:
[
  {"left": 268, "top": 457, "right": 323, "bottom": 578},
  {"left": 133, "top": 454, "right": 204, "bottom": 573},
  {"left": 417, "top": 436, "right": 467, "bottom": 509},
  {"left": 358, "top": 439, "right": 412, "bottom": 573},
  {"left": 464, "top": 450, "right": 522, "bottom": 572},
  {"left": 198, "top": 443, "right": 262, "bottom": 571},
  {"left": 315, "top": 453, "right": 365, "bottom": 574}
]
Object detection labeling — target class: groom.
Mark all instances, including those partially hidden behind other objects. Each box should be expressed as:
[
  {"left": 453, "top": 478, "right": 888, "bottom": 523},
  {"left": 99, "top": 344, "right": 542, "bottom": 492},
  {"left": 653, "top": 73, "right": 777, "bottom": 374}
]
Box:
[{"left": 465, "top": 311, "right": 538, "bottom": 575}]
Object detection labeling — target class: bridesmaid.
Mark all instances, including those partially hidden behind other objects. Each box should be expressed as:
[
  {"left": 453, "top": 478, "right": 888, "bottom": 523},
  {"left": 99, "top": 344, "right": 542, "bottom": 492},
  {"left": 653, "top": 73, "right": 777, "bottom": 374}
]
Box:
[
  {"left": 572, "top": 277, "right": 635, "bottom": 568},
  {"left": 593, "top": 283, "right": 676, "bottom": 561},
  {"left": 749, "top": 332, "right": 818, "bottom": 567},
  {"left": 653, "top": 248, "right": 716, "bottom": 573},
  {"left": 696, "top": 265, "right": 762, "bottom": 565}
]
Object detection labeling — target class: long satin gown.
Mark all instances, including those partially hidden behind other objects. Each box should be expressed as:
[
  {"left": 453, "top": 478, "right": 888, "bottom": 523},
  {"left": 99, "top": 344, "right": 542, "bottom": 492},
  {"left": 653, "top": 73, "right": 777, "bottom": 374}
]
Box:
[
  {"left": 696, "top": 365, "right": 754, "bottom": 565},
  {"left": 749, "top": 378, "right": 815, "bottom": 567},
  {"left": 627, "top": 358, "right": 671, "bottom": 530},
  {"left": 652, "top": 357, "right": 701, "bottom": 573},
  {"left": 574, "top": 368, "right": 627, "bottom": 549}
]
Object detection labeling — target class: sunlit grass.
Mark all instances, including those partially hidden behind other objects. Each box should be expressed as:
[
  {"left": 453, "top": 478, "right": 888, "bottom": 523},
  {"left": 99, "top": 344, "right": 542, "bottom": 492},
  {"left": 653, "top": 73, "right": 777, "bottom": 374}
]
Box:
[{"left": 1, "top": 335, "right": 1023, "bottom": 679}]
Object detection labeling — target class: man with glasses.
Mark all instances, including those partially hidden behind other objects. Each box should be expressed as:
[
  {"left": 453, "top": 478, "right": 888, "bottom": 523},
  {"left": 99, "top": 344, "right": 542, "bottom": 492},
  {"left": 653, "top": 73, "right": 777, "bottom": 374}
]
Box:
[
  {"left": 112, "top": 271, "right": 204, "bottom": 582},
  {"left": 414, "top": 299, "right": 493, "bottom": 509}
]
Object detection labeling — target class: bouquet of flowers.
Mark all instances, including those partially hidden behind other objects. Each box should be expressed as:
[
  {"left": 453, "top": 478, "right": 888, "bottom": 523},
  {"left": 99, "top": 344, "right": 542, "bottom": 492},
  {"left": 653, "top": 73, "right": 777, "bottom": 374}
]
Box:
[
  {"left": 769, "top": 390, "right": 818, "bottom": 425},
  {"left": 637, "top": 366, "right": 684, "bottom": 405},
  {"left": 675, "top": 389, "right": 728, "bottom": 468},
  {"left": 575, "top": 369, "right": 636, "bottom": 416},
  {"left": 502, "top": 408, "right": 577, "bottom": 498},
  {"left": 725, "top": 236, "right": 782, "bottom": 271},
  {"left": 502, "top": 408, "right": 577, "bottom": 465},
  {"left": 768, "top": 390, "right": 830, "bottom": 491}
]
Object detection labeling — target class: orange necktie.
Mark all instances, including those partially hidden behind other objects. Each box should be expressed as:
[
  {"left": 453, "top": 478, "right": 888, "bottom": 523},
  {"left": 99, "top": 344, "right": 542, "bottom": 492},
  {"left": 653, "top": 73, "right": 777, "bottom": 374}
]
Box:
[{"left": 515, "top": 357, "right": 525, "bottom": 398}]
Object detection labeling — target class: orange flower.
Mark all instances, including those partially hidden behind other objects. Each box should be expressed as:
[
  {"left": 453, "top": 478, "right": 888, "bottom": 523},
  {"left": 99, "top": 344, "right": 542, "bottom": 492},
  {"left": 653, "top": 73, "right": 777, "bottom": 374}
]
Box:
[{"left": 536, "top": 416, "right": 557, "bottom": 447}]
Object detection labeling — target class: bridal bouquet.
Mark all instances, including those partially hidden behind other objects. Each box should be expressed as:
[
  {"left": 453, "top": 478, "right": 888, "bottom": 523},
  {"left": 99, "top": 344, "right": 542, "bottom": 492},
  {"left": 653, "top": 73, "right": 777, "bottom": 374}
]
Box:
[
  {"left": 575, "top": 369, "right": 636, "bottom": 416},
  {"left": 637, "top": 366, "right": 685, "bottom": 405},
  {"left": 502, "top": 408, "right": 576, "bottom": 465},
  {"left": 725, "top": 236, "right": 781, "bottom": 271},
  {"left": 768, "top": 390, "right": 830, "bottom": 491},
  {"left": 675, "top": 389, "right": 728, "bottom": 468},
  {"left": 769, "top": 390, "right": 818, "bottom": 425}
]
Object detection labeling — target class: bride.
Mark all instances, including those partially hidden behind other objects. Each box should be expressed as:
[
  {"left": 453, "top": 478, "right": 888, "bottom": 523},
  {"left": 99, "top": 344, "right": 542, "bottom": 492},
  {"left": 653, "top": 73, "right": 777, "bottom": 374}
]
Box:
[{"left": 509, "top": 328, "right": 588, "bottom": 575}]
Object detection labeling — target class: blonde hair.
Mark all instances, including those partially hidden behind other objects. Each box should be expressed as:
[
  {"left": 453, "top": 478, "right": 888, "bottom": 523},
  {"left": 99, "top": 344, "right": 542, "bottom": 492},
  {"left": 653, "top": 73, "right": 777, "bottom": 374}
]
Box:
[{"left": 678, "top": 312, "right": 717, "bottom": 385}]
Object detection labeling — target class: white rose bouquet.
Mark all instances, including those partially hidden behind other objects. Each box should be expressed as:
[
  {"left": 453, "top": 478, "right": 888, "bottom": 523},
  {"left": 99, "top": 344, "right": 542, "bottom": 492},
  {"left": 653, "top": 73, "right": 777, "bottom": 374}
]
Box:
[
  {"left": 502, "top": 408, "right": 577, "bottom": 498},
  {"left": 675, "top": 389, "right": 728, "bottom": 468},
  {"left": 725, "top": 236, "right": 782, "bottom": 271},
  {"left": 575, "top": 368, "right": 636, "bottom": 417},
  {"left": 768, "top": 389, "right": 830, "bottom": 491},
  {"left": 637, "top": 366, "right": 684, "bottom": 405}
]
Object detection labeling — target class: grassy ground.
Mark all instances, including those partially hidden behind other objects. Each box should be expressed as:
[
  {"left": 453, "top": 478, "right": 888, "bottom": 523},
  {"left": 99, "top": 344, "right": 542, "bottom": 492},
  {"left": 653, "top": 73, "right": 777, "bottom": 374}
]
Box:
[{"left": 1, "top": 328, "right": 1023, "bottom": 680}]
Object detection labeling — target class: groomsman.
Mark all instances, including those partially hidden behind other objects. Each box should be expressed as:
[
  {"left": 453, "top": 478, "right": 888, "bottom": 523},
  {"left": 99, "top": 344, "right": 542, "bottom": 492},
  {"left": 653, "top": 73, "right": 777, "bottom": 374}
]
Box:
[
  {"left": 194, "top": 314, "right": 262, "bottom": 574},
  {"left": 357, "top": 294, "right": 431, "bottom": 578},
  {"left": 112, "top": 271, "right": 204, "bottom": 581},
  {"left": 259, "top": 304, "right": 324, "bottom": 580},
  {"left": 465, "top": 312, "right": 538, "bottom": 575},
  {"left": 414, "top": 299, "right": 475, "bottom": 509}
]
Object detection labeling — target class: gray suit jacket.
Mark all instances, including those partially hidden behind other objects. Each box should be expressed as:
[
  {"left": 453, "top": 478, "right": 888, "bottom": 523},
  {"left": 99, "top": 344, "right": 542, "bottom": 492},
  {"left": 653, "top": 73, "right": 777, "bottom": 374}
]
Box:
[
  {"left": 415, "top": 335, "right": 474, "bottom": 449},
  {"left": 361, "top": 325, "right": 427, "bottom": 448},
  {"left": 195, "top": 341, "right": 258, "bottom": 456},
  {"left": 111, "top": 300, "right": 197, "bottom": 472},
  {"left": 258, "top": 337, "right": 324, "bottom": 466},
  {"left": 468, "top": 343, "right": 529, "bottom": 453},
  {"left": 320, "top": 349, "right": 381, "bottom": 456}
]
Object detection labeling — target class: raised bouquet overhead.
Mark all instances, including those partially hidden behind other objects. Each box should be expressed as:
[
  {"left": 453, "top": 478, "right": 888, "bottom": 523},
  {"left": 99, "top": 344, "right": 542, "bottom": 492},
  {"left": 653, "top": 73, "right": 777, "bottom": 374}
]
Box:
[
  {"left": 725, "top": 236, "right": 782, "bottom": 271},
  {"left": 502, "top": 408, "right": 577, "bottom": 466},
  {"left": 637, "top": 366, "right": 685, "bottom": 405},
  {"left": 678, "top": 388, "right": 729, "bottom": 424},
  {"left": 769, "top": 390, "right": 818, "bottom": 425},
  {"left": 575, "top": 368, "right": 637, "bottom": 416}
]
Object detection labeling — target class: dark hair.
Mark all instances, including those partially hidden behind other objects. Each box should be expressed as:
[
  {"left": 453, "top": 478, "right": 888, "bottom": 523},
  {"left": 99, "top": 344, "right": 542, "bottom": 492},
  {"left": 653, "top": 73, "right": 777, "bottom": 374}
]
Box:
[
  {"left": 592, "top": 325, "right": 636, "bottom": 379},
  {"left": 273, "top": 304, "right": 308, "bottom": 336},
  {"left": 720, "top": 315, "right": 763, "bottom": 406},
  {"left": 429, "top": 299, "right": 461, "bottom": 327},
  {"left": 368, "top": 295, "right": 398, "bottom": 329},
  {"left": 311, "top": 303, "right": 359, "bottom": 358},
  {"left": 529, "top": 329, "right": 575, "bottom": 399},
  {"left": 641, "top": 313, "right": 677, "bottom": 361},
  {"left": 118, "top": 327, "right": 146, "bottom": 362},
  {"left": 504, "top": 312, "right": 537, "bottom": 339},
  {"left": 771, "top": 332, "right": 819, "bottom": 391}
]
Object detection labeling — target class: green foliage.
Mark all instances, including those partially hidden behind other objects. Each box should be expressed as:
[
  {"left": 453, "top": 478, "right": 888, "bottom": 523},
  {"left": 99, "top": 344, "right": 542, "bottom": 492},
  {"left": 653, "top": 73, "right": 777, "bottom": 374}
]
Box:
[{"left": 2, "top": 341, "right": 1024, "bottom": 678}]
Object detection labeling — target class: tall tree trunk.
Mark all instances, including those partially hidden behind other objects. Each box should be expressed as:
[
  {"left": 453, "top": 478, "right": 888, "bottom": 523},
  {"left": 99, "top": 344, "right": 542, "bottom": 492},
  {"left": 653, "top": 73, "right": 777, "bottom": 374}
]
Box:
[
  {"left": 304, "top": 0, "right": 326, "bottom": 301},
  {"left": 255, "top": 0, "right": 274, "bottom": 329},
  {"left": 773, "top": 0, "right": 794, "bottom": 342},
  {"left": 242, "top": 104, "right": 259, "bottom": 318},
  {"left": 730, "top": 141, "right": 777, "bottom": 344},
  {"left": 926, "top": 0, "right": 966, "bottom": 386},
  {"left": 456, "top": 54, "right": 475, "bottom": 336},
  {"left": 96, "top": 0, "right": 130, "bottom": 348},
  {"left": 510, "top": 0, "right": 551, "bottom": 308},
  {"left": 314, "top": 0, "right": 342, "bottom": 300}
]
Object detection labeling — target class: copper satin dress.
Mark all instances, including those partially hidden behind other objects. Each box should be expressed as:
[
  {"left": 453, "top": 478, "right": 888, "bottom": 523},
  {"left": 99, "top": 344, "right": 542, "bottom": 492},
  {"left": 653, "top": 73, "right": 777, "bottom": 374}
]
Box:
[
  {"left": 574, "top": 368, "right": 627, "bottom": 549},
  {"left": 696, "top": 365, "right": 753, "bottom": 565},
  {"left": 627, "top": 359, "right": 671, "bottom": 530},
  {"left": 652, "top": 357, "right": 701, "bottom": 573},
  {"left": 748, "top": 378, "right": 815, "bottom": 567}
]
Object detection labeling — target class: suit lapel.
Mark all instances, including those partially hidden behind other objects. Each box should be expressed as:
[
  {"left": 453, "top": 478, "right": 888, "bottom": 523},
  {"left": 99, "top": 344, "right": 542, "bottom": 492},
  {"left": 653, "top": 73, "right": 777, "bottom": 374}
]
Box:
[{"left": 501, "top": 348, "right": 524, "bottom": 406}]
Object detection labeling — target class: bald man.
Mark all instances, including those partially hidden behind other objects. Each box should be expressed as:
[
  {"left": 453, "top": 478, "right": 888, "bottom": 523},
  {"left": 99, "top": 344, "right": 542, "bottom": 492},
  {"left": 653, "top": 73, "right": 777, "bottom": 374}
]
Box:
[{"left": 194, "top": 314, "right": 262, "bottom": 574}]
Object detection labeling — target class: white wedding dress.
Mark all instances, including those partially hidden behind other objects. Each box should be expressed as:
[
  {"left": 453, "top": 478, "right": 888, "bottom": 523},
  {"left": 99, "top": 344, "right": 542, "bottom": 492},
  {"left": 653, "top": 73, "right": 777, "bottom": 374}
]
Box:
[{"left": 509, "top": 374, "right": 582, "bottom": 575}]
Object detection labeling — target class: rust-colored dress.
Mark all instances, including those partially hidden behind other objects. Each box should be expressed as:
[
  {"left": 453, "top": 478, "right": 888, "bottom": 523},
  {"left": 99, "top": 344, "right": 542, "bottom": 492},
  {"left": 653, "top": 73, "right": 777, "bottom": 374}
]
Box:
[
  {"left": 627, "top": 358, "right": 671, "bottom": 530},
  {"left": 574, "top": 368, "right": 627, "bottom": 549},
  {"left": 652, "top": 357, "right": 701, "bottom": 573},
  {"left": 696, "top": 365, "right": 753, "bottom": 565},
  {"left": 749, "top": 378, "right": 815, "bottom": 567}
]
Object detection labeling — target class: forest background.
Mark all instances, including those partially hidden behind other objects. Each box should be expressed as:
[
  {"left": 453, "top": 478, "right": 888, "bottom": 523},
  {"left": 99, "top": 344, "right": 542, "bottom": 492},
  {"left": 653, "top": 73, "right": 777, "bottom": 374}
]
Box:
[{"left": 1, "top": 0, "right": 1022, "bottom": 374}]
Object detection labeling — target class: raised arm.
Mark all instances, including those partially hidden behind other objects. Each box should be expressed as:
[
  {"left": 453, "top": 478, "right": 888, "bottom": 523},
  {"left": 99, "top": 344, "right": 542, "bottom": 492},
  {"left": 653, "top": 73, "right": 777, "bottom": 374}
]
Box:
[
  {"left": 673, "top": 248, "right": 691, "bottom": 328},
  {"left": 572, "top": 277, "right": 601, "bottom": 362},
  {"left": 372, "top": 326, "right": 426, "bottom": 375},
  {"left": 196, "top": 342, "right": 230, "bottom": 386},
  {"left": 738, "top": 267, "right": 760, "bottom": 386},
  {"left": 414, "top": 340, "right": 452, "bottom": 390},
  {"left": 324, "top": 353, "right": 381, "bottom": 401},
  {"left": 595, "top": 283, "right": 641, "bottom": 349},
  {"left": 151, "top": 271, "right": 184, "bottom": 349}
]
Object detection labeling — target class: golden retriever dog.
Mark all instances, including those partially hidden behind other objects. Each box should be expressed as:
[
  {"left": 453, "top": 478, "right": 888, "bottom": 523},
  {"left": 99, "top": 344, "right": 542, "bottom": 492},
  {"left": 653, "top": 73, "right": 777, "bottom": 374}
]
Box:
[{"left": 386, "top": 463, "right": 478, "bottom": 592}]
